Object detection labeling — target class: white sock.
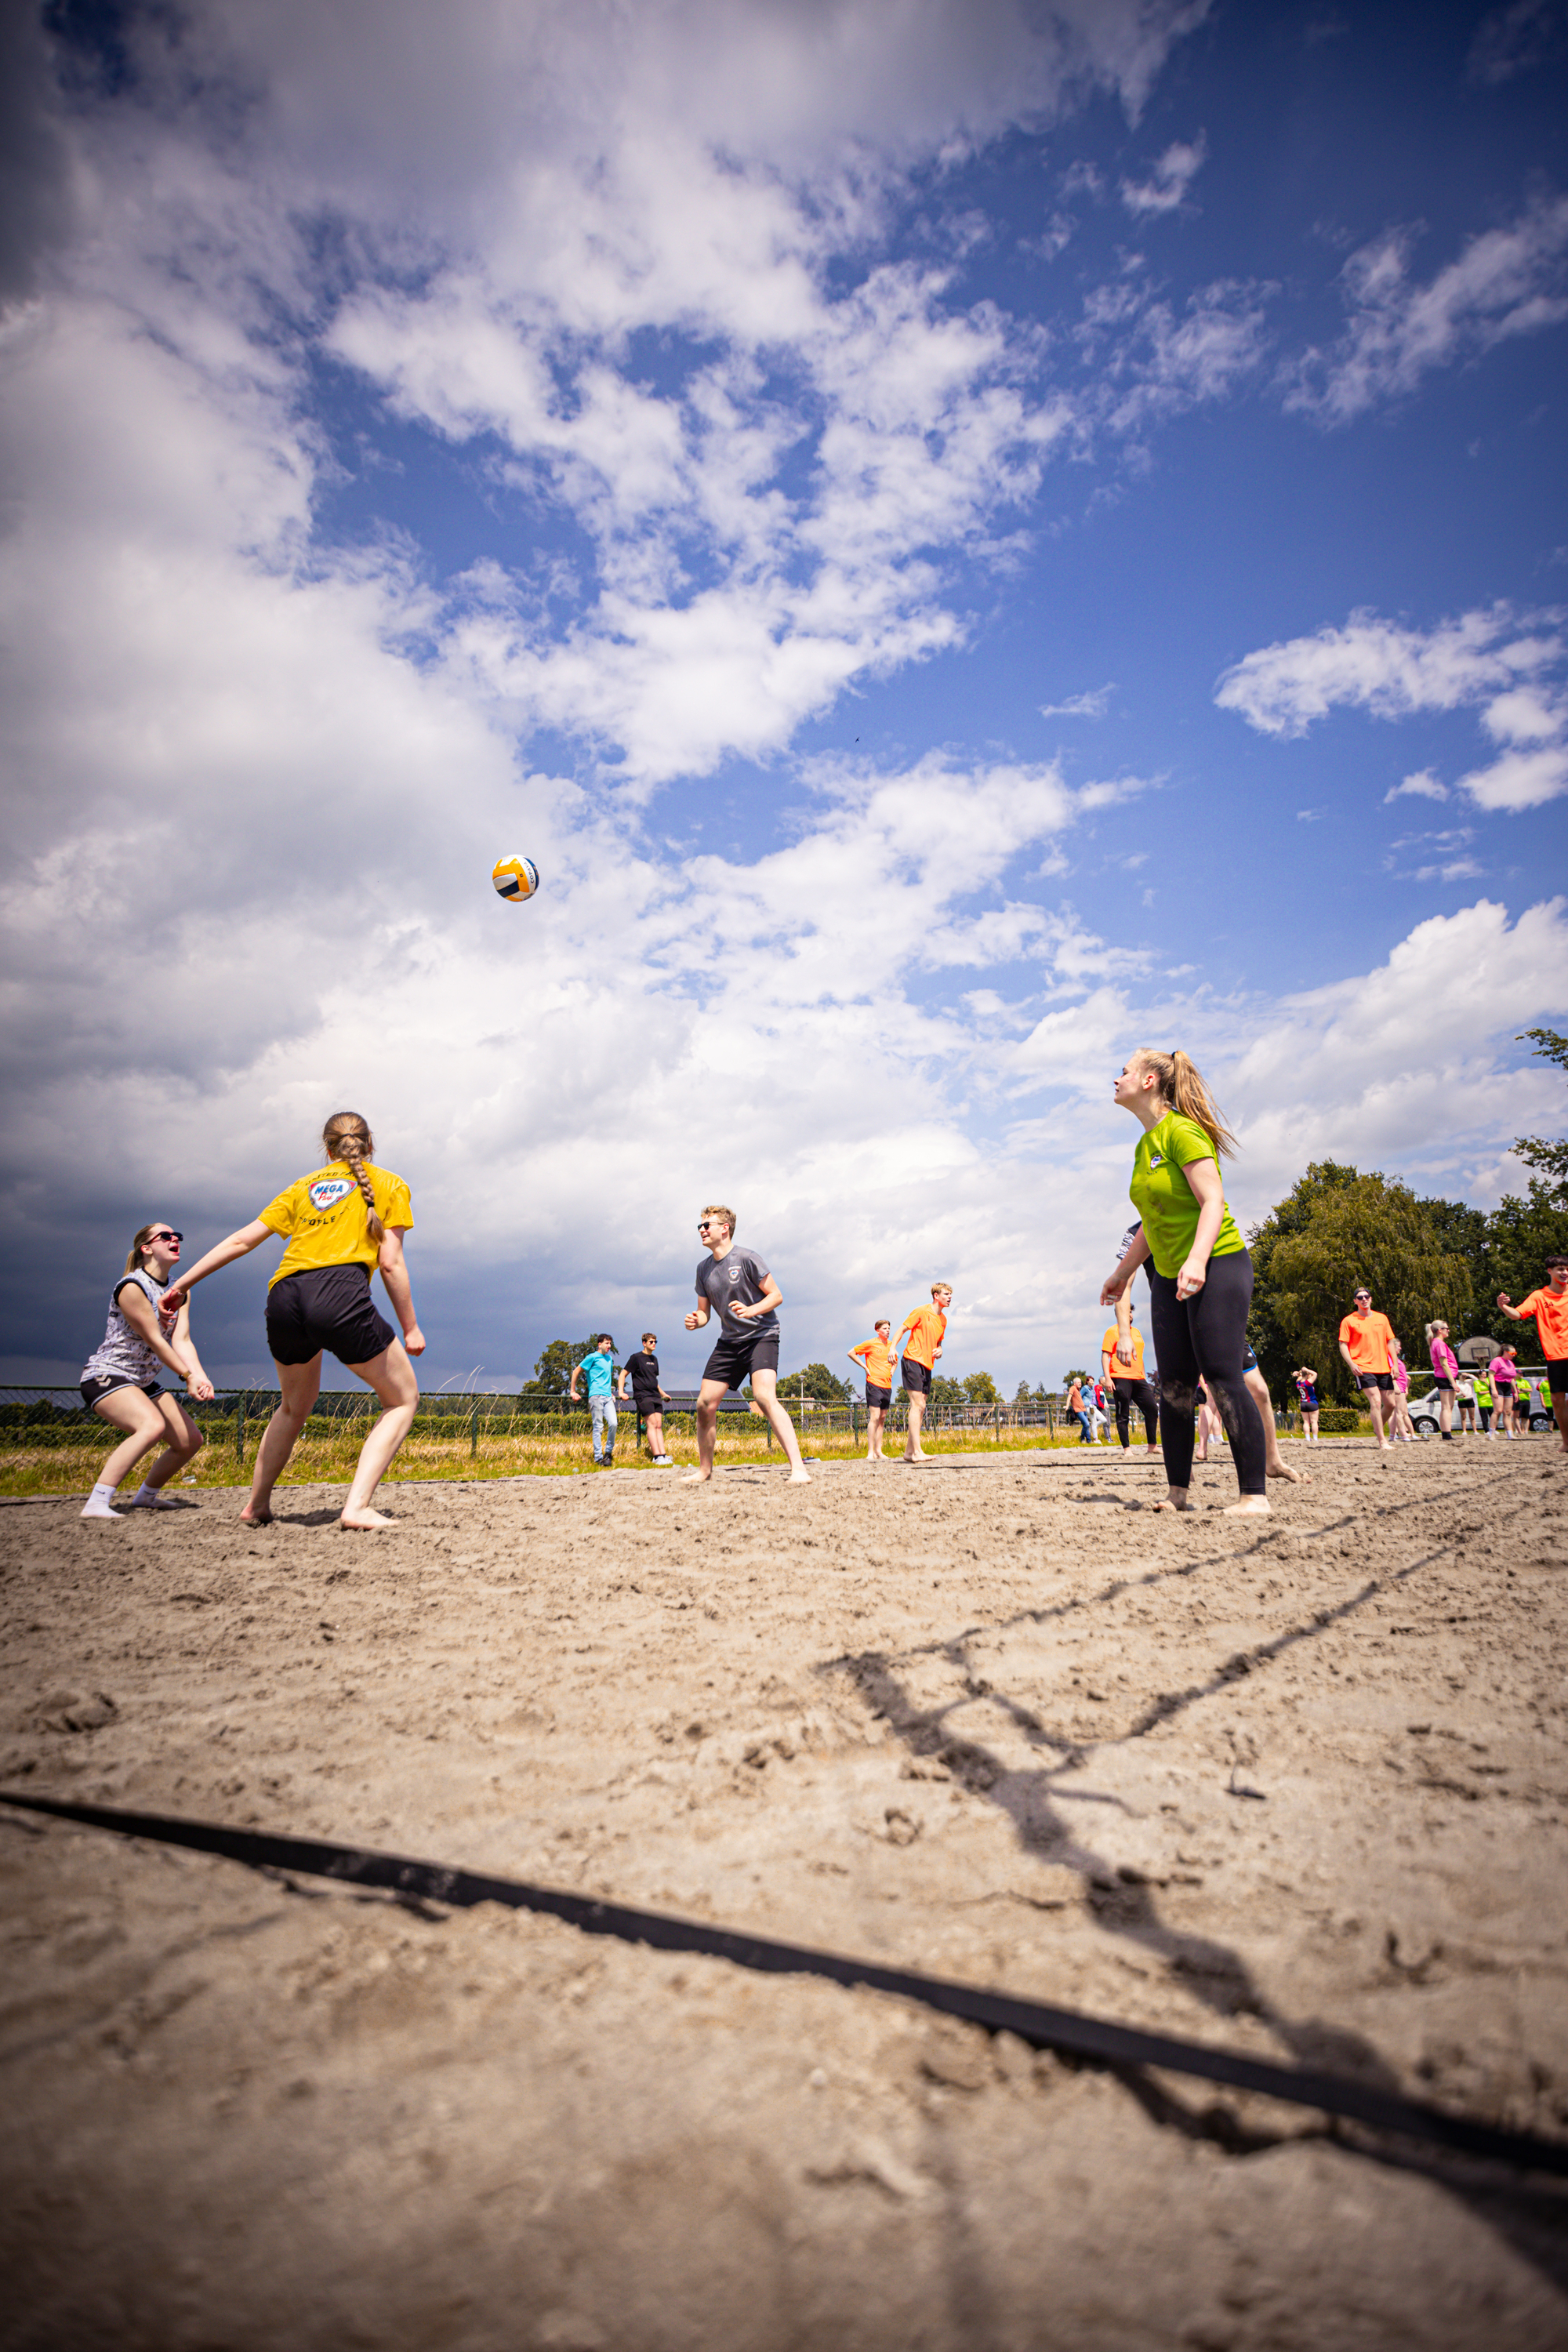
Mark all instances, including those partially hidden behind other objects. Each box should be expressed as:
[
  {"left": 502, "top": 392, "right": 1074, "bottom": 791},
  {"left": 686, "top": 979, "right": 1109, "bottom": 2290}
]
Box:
[
  {"left": 82, "top": 1481, "right": 123, "bottom": 1519},
  {"left": 131, "top": 1479, "right": 175, "bottom": 1505}
]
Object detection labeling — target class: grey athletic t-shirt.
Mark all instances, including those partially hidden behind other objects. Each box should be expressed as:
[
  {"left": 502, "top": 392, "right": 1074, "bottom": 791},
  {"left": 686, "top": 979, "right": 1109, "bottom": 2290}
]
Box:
[{"left": 695, "top": 1245, "right": 778, "bottom": 1338}]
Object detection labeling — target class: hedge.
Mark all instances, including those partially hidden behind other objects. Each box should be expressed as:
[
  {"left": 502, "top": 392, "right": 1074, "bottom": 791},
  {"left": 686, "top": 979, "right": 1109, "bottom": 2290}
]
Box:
[{"left": 1317, "top": 1405, "right": 1363, "bottom": 1433}]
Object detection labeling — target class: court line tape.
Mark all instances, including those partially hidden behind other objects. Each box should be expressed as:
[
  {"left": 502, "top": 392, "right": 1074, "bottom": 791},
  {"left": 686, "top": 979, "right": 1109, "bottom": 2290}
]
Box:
[{"left": 5, "top": 1786, "right": 1565, "bottom": 2180}]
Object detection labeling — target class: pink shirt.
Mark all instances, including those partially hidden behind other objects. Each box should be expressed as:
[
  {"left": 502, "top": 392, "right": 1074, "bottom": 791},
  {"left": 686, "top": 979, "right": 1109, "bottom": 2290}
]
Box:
[
  {"left": 1489, "top": 1355, "right": 1517, "bottom": 1387},
  {"left": 1392, "top": 1357, "right": 1409, "bottom": 1393},
  {"left": 1430, "top": 1335, "right": 1457, "bottom": 1380}
]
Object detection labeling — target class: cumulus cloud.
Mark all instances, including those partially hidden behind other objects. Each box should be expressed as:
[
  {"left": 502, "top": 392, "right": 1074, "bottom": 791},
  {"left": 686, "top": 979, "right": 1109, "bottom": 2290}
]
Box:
[
  {"left": 1216, "top": 603, "right": 1568, "bottom": 811},
  {"left": 1120, "top": 133, "right": 1207, "bottom": 216},
  {"left": 1286, "top": 193, "right": 1568, "bottom": 424},
  {"left": 1385, "top": 769, "right": 1449, "bottom": 803}
]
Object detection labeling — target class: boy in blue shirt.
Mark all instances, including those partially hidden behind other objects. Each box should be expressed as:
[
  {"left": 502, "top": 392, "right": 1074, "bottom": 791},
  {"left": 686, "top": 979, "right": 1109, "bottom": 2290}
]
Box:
[{"left": 568, "top": 1334, "right": 619, "bottom": 1468}]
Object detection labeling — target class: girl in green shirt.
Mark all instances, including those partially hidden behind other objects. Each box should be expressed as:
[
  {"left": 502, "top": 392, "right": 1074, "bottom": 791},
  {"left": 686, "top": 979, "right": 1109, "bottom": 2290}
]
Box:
[{"left": 1100, "top": 1047, "right": 1268, "bottom": 1515}]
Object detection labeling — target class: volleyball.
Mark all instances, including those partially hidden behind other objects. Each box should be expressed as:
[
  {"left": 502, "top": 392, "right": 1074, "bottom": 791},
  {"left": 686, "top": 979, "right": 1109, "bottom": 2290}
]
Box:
[{"left": 492, "top": 855, "right": 540, "bottom": 904}]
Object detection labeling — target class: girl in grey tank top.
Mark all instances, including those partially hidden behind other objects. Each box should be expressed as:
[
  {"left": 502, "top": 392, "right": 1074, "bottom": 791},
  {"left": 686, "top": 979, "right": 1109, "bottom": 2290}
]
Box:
[{"left": 78, "top": 1221, "right": 214, "bottom": 1520}]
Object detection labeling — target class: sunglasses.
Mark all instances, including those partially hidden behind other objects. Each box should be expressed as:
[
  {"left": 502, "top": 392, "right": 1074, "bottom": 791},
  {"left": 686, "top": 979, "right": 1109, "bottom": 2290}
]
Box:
[{"left": 147, "top": 1230, "right": 183, "bottom": 1245}]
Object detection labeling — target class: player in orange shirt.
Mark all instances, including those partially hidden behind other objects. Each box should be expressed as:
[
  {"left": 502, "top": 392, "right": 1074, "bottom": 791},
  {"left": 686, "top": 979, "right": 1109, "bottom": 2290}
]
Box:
[
  {"left": 894, "top": 1283, "right": 951, "bottom": 1464},
  {"left": 1337, "top": 1286, "right": 1400, "bottom": 1453},
  {"left": 848, "top": 1319, "right": 895, "bottom": 1462},
  {"left": 1497, "top": 1254, "right": 1568, "bottom": 1454}
]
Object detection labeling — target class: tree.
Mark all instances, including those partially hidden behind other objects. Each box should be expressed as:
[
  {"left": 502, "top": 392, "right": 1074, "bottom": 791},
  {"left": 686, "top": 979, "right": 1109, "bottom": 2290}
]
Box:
[
  {"left": 928, "top": 1374, "right": 967, "bottom": 1411},
  {"left": 1511, "top": 1028, "right": 1568, "bottom": 1189},
  {"left": 1060, "top": 1367, "right": 1091, "bottom": 1388},
  {"left": 1247, "top": 1164, "right": 1470, "bottom": 1403},
  {"left": 961, "top": 1370, "right": 1000, "bottom": 1405},
  {"left": 1483, "top": 1178, "right": 1568, "bottom": 1316},
  {"left": 779, "top": 1361, "right": 851, "bottom": 1405}
]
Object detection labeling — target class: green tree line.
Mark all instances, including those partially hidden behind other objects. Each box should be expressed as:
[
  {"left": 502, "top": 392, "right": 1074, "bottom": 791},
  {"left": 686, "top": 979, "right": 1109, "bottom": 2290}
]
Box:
[{"left": 1247, "top": 1029, "right": 1568, "bottom": 1402}]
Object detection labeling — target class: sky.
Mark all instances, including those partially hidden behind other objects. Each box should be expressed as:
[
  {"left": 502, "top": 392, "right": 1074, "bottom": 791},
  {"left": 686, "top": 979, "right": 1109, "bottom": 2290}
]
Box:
[{"left": 2, "top": 0, "right": 1567, "bottom": 1396}]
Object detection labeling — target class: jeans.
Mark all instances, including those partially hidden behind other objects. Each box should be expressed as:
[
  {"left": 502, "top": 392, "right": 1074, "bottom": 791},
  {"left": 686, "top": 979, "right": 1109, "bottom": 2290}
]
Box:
[
  {"left": 1076, "top": 1410, "right": 1093, "bottom": 1443},
  {"left": 590, "top": 1395, "right": 618, "bottom": 1463}
]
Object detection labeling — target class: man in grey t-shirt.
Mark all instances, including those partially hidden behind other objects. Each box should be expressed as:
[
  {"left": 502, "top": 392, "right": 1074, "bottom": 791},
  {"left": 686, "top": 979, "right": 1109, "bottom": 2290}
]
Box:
[{"left": 684, "top": 1203, "right": 809, "bottom": 1485}]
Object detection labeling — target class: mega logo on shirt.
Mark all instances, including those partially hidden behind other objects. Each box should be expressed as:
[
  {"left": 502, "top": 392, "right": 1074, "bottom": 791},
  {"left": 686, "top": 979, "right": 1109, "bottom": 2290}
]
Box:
[{"left": 308, "top": 1178, "right": 355, "bottom": 1211}]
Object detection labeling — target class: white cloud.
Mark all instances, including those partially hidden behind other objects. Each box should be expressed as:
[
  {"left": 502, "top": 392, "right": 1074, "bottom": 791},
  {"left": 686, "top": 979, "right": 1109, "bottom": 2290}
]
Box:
[
  {"left": 1040, "top": 683, "right": 1113, "bottom": 717},
  {"left": 1120, "top": 133, "right": 1207, "bottom": 217},
  {"left": 1468, "top": 0, "right": 1568, "bottom": 86},
  {"left": 1078, "top": 270, "right": 1273, "bottom": 434},
  {"left": 1286, "top": 194, "right": 1568, "bottom": 424},
  {"left": 1217, "top": 603, "right": 1568, "bottom": 813}
]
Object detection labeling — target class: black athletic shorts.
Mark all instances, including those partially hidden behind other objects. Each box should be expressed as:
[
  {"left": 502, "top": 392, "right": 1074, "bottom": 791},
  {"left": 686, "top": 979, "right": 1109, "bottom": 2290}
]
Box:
[
  {"left": 901, "top": 1357, "right": 932, "bottom": 1394},
  {"left": 266, "top": 1264, "right": 396, "bottom": 1368},
  {"left": 866, "top": 1384, "right": 892, "bottom": 1409},
  {"left": 702, "top": 1326, "right": 780, "bottom": 1390},
  {"left": 1356, "top": 1370, "right": 1394, "bottom": 1391},
  {"left": 1241, "top": 1341, "right": 1258, "bottom": 1372},
  {"left": 1432, "top": 1376, "right": 1454, "bottom": 1390},
  {"left": 1548, "top": 1359, "right": 1568, "bottom": 1396},
  {"left": 81, "top": 1374, "right": 160, "bottom": 1410},
  {"left": 630, "top": 1389, "right": 662, "bottom": 1417}
]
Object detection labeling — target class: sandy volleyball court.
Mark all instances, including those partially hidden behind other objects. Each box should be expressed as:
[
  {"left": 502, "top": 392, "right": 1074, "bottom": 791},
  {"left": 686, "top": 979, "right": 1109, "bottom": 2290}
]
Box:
[{"left": 3, "top": 1443, "right": 1567, "bottom": 2349}]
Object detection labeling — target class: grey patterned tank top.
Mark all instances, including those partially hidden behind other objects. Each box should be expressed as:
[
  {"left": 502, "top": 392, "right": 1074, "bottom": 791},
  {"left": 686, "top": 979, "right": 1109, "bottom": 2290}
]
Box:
[{"left": 82, "top": 1268, "right": 169, "bottom": 1386}]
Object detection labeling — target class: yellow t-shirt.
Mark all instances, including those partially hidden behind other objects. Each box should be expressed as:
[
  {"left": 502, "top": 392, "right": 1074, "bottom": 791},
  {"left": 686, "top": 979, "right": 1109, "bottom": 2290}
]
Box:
[
  {"left": 1102, "top": 1323, "right": 1145, "bottom": 1380},
  {"left": 260, "top": 1161, "right": 412, "bottom": 1290}
]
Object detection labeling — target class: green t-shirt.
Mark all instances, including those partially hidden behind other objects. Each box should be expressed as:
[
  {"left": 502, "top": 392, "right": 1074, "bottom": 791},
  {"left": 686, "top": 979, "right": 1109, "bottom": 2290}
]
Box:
[{"left": 1129, "top": 1110, "right": 1245, "bottom": 1280}]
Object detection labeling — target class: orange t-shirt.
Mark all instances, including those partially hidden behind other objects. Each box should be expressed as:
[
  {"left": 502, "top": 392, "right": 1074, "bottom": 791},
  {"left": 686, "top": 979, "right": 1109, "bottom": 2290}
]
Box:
[
  {"left": 1102, "top": 1323, "right": 1145, "bottom": 1380},
  {"left": 1338, "top": 1308, "right": 1396, "bottom": 1373},
  {"left": 851, "top": 1336, "right": 895, "bottom": 1388},
  {"left": 895, "top": 1305, "right": 947, "bottom": 1369},
  {"left": 1518, "top": 1287, "right": 1568, "bottom": 1359}
]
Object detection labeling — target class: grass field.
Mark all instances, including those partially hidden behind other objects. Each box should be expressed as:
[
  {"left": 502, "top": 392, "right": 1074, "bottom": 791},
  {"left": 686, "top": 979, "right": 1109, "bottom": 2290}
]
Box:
[{"left": 0, "top": 1415, "right": 1145, "bottom": 1497}]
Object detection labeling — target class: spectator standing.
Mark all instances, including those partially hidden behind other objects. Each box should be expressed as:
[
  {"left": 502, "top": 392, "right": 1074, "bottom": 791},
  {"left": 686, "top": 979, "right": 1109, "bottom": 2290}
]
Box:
[
  {"left": 1473, "top": 1363, "right": 1495, "bottom": 1436},
  {"left": 848, "top": 1319, "right": 895, "bottom": 1462},
  {"left": 1389, "top": 1345, "right": 1417, "bottom": 1442},
  {"left": 1293, "top": 1367, "right": 1321, "bottom": 1444},
  {"left": 1065, "top": 1376, "right": 1092, "bottom": 1445},
  {"left": 1490, "top": 1343, "right": 1519, "bottom": 1437},
  {"left": 1102, "top": 1305, "right": 1158, "bottom": 1451},
  {"left": 1426, "top": 1322, "right": 1459, "bottom": 1440},
  {"left": 569, "top": 1335, "right": 619, "bottom": 1468},
  {"left": 1454, "top": 1368, "right": 1479, "bottom": 1433},
  {"left": 1337, "top": 1287, "right": 1401, "bottom": 1454},
  {"left": 619, "top": 1332, "right": 673, "bottom": 1465}
]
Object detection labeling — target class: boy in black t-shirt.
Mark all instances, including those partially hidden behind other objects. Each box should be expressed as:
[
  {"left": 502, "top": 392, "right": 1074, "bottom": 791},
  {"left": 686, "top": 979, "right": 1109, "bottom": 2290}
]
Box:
[{"left": 619, "top": 1331, "right": 674, "bottom": 1466}]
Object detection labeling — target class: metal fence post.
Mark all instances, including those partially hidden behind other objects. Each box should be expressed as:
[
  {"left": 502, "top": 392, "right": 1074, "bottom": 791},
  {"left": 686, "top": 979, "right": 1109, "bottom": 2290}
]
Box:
[
  {"left": 236, "top": 1396, "right": 246, "bottom": 1463},
  {"left": 470, "top": 1396, "right": 480, "bottom": 1457}
]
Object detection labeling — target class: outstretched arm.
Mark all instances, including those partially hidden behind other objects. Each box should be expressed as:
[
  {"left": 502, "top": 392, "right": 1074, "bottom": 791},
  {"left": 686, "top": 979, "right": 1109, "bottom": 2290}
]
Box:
[
  {"left": 1496, "top": 1292, "right": 1533, "bottom": 1320},
  {"left": 162, "top": 1219, "right": 273, "bottom": 1311},
  {"left": 118, "top": 1285, "right": 212, "bottom": 1397}
]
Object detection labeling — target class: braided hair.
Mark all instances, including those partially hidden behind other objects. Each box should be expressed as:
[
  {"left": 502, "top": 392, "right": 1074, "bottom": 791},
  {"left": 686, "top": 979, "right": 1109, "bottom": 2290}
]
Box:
[
  {"left": 321, "top": 1111, "right": 386, "bottom": 1246},
  {"left": 1131, "top": 1048, "right": 1239, "bottom": 1159}
]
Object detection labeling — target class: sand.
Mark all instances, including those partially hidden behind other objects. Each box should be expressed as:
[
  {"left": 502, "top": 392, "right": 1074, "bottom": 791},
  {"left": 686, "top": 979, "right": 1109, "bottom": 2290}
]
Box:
[{"left": 3, "top": 1440, "right": 1567, "bottom": 2350}]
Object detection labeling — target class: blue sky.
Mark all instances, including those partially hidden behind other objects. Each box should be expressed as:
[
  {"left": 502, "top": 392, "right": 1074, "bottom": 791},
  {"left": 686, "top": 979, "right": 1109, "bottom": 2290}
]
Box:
[{"left": 2, "top": 0, "right": 1566, "bottom": 1394}]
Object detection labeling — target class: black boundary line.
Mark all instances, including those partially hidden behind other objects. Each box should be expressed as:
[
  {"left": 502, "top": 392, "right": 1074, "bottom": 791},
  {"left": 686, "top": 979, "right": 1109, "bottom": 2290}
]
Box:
[{"left": 5, "top": 1788, "right": 1566, "bottom": 2180}]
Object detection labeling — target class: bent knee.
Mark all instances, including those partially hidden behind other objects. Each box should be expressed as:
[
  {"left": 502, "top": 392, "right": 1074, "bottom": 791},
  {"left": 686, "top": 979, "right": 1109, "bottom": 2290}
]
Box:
[{"left": 1160, "top": 1381, "right": 1196, "bottom": 1414}]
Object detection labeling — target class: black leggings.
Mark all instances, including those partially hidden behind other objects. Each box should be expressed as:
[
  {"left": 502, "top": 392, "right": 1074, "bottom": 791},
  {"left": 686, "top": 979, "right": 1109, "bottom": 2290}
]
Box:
[
  {"left": 1146, "top": 1249, "right": 1266, "bottom": 1496},
  {"left": 1112, "top": 1376, "right": 1158, "bottom": 1447}
]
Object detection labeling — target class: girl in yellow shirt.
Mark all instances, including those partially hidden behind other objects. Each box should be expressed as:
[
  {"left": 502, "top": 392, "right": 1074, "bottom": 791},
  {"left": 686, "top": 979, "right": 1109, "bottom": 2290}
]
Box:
[{"left": 163, "top": 1111, "right": 424, "bottom": 1530}]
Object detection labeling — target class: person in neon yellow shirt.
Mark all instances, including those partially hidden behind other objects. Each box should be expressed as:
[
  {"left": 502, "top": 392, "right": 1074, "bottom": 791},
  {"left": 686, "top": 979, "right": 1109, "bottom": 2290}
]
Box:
[{"left": 1100, "top": 1047, "right": 1267, "bottom": 1517}]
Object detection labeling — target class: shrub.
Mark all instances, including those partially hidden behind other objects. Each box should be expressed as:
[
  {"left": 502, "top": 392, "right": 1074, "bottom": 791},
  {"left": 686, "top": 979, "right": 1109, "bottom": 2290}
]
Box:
[{"left": 1318, "top": 1405, "right": 1363, "bottom": 1433}]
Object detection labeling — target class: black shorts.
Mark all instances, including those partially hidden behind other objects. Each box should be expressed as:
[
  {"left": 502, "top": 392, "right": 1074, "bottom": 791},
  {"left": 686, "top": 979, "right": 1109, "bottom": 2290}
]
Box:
[
  {"left": 630, "top": 1390, "right": 662, "bottom": 1418},
  {"left": 1241, "top": 1342, "right": 1258, "bottom": 1372},
  {"left": 266, "top": 1264, "right": 396, "bottom": 1368},
  {"left": 702, "top": 1327, "right": 780, "bottom": 1390},
  {"left": 1357, "top": 1371, "right": 1394, "bottom": 1392},
  {"left": 1548, "top": 1360, "right": 1568, "bottom": 1396},
  {"left": 901, "top": 1357, "right": 932, "bottom": 1394},
  {"left": 1432, "top": 1376, "right": 1454, "bottom": 1391},
  {"left": 866, "top": 1384, "right": 892, "bottom": 1409},
  {"left": 81, "top": 1374, "right": 161, "bottom": 1411}
]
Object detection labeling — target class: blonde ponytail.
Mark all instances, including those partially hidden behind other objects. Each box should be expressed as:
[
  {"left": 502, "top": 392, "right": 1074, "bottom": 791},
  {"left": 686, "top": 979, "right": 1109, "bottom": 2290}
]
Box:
[
  {"left": 321, "top": 1110, "right": 385, "bottom": 1245},
  {"left": 1132, "top": 1048, "right": 1238, "bottom": 1159}
]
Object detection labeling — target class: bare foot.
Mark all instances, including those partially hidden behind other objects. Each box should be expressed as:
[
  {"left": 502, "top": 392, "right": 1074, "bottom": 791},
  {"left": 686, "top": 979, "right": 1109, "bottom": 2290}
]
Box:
[
  {"left": 1153, "top": 1494, "right": 1194, "bottom": 1512},
  {"left": 1267, "top": 1461, "right": 1309, "bottom": 1484},
  {"left": 339, "top": 1506, "right": 397, "bottom": 1529},
  {"left": 786, "top": 1468, "right": 812, "bottom": 1484},
  {"left": 1225, "top": 1495, "right": 1272, "bottom": 1516},
  {"left": 681, "top": 1468, "right": 712, "bottom": 1484},
  {"left": 904, "top": 1450, "right": 931, "bottom": 1465},
  {"left": 238, "top": 1504, "right": 274, "bottom": 1526}
]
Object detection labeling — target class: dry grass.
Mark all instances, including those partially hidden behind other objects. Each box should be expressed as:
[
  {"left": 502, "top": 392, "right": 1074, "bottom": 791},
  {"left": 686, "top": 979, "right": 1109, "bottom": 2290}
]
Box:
[{"left": 0, "top": 1415, "right": 1103, "bottom": 1497}]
